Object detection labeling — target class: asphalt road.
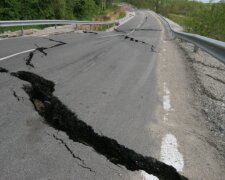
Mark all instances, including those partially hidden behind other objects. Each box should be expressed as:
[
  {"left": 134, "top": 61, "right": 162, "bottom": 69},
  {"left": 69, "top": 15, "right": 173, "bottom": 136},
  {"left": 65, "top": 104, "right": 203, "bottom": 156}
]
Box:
[{"left": 1, "top": 10, "right": 217, "bottom": 180}]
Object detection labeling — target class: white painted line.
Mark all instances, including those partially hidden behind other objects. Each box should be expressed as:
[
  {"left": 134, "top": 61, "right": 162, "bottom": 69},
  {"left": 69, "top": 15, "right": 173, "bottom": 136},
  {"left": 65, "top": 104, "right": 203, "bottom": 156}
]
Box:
[
  {"left": 98, "top": 34, "right": 124, "bottom": 39},
  {"left": 126, "top": 14, "right": 145, "bottom": 36},
  {"left": 163, "top": 82, "right": 171, "bottom": 111},
  {"left": 160, "top": 134, "right": 184, "bottom": 172},
  {"left": 0, "top": 49, "right": 35, "bottom": 61},
  {"left": 140, "top": 171, "right": 159, "bottom": 180},
  {"left": 163, "top": 114, "right": 168, "bottom": 122},
  {"left": 116, "top": 12, "right": 136, "bottom": 29},
  {"left": 126, "top": 29, "right": 135, "bottom": 36}
]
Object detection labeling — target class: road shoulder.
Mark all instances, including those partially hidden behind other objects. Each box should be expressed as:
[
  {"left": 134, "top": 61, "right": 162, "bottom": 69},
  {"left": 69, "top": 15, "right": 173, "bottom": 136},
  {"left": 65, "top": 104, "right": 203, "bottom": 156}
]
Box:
[{"left": 152, "top": 12, "right": 225, "bottom": 179}]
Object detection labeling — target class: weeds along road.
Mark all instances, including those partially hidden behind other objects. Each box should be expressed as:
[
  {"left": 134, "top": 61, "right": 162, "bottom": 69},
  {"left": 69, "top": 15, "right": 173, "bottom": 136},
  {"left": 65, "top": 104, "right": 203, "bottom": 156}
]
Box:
[{"left": 0, "top": 10, "right": 224, "bottom": 180}]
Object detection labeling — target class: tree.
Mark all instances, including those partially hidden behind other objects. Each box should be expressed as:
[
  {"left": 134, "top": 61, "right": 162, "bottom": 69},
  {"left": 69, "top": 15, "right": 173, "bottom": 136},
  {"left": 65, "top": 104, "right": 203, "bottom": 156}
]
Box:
[{"left": 73, "top": 0, "right": 97, "bottom": 19}]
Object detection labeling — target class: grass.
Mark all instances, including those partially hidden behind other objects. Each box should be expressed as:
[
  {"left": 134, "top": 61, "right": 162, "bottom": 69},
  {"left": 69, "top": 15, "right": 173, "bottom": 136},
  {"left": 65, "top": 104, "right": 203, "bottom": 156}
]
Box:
[
  {"left": 0, "top": 24, "right": 54, "bottom": 34},
  {"left": 168, "top": 13, "right": 225, "bottom": 42},
  {"left": 0, "top": 5, "right": 126, "bottom": 34},
  {"left": 168, "top": 14, "right": 192, "bottom": 30},
  {"left": 94, "top": 5, "right": 126, "bottom": 31}
]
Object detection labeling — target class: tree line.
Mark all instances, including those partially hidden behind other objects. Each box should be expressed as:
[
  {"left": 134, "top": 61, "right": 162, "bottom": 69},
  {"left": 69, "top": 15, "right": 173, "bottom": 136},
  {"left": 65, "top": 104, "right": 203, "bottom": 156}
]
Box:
[
  {"left": 124, "top": 0, "right": 225, "bottom": 41},
  {"left": 0, "top": 0, "right": 115, "bottom": 21}
]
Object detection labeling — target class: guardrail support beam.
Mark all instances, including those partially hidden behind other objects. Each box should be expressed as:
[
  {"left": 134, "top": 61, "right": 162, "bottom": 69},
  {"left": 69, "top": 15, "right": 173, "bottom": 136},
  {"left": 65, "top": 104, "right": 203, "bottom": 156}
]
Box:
[
  {"left": 21, "top": 26, "right": 24, "bottom": 36},
  {"left": 193, "top": 45, "right": 199, "bottom": 53}
]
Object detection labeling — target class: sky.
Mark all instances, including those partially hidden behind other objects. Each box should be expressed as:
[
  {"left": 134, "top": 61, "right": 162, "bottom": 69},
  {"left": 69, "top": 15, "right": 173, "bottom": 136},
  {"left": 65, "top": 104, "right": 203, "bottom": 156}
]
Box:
[{"left": 199, "top": 0, "right": 220, "bottom": 2}]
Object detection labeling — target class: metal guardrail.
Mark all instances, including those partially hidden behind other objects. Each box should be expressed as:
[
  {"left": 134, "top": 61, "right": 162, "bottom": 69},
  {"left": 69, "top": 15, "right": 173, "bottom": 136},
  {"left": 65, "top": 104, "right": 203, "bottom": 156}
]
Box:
[
  {"left": 0, "top": 20, "right": 117, "bottom": 27},
  {"left": 0, "top": 19, "right": 119, "bottom": 37},
  {"left": 159, "top": 15, "right": 225, "bottom": 64}
]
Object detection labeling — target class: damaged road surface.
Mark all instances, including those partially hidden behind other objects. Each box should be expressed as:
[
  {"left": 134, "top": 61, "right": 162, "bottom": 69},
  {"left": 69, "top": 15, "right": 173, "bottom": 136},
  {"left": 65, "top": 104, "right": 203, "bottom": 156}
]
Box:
[
  {"left": 2, "top": 10, "right": 223, "bottom": 180},
  {"left": 24, "top": 38, "right": 67, "bottom": 68},
  {"left": 10, "top": 71, "right": 187, "bottom": 180},
  {"left": 0, "top": 10, "right": 189, "bottom": 180}
]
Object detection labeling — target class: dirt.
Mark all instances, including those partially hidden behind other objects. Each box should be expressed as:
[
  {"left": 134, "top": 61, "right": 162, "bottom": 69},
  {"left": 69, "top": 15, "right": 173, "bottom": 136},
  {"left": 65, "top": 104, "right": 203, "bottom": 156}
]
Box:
[{"left": 178, "top": 41, "right": 225, "bottom": 157}]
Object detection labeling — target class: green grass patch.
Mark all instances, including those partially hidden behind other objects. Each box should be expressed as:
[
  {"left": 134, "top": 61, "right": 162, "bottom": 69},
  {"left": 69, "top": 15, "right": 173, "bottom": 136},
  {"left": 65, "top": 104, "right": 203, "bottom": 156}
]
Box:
[
  {"left": 168, "top": 14, "right": 192, "bottom": 29},
  {"left": 0, "top": 24, "right": 54, "bottom": 34}
]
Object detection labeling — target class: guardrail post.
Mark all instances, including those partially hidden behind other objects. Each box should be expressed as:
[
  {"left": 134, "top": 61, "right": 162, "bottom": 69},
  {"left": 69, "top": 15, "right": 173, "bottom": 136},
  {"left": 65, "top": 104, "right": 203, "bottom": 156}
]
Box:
[
  {"left": 76, "top": 24, "right": 78, "bottom": 31},
  {"left": 193, "top": 45, "right": 199, "bottom": 53},
  {"left": 171, "top": 32, "right": 175, "bottom": 40},
  {"left": 21, "top": 26, "right": 24, "bottom": 36},
  {"left": 90, "top": 25, "right": 92, "bottom": 31},
  {"left": 55, "top": 24, "right": 57, "bottom": 29}
]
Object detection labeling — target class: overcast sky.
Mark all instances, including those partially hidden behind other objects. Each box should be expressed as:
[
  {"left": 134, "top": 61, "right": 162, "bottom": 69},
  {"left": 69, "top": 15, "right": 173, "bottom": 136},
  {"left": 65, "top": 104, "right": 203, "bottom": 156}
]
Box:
[{"left": 199, "top": 0, "right": 220, "bottom": 2}]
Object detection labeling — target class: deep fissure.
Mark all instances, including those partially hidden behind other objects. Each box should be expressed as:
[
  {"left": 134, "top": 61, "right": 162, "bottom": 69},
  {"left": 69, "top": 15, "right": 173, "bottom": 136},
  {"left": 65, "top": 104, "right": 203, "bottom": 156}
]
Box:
[{"left": 9, "top": 71, "right": 187, "bottom": 180}]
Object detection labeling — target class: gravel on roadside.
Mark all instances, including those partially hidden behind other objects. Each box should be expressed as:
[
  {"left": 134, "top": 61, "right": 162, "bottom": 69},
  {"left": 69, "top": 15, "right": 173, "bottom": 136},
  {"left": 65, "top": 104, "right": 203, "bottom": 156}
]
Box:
[{"left": 178, "top": 40, "right": 225, "bottom": 157}]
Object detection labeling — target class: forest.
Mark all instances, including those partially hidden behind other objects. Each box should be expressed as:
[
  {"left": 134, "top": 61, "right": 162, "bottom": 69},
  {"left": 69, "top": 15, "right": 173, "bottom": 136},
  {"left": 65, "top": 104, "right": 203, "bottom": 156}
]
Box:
[
  {"left": 0, "top": 0, "right": 115, "bottom": 21},
  {"left": 124, "top": 0, "right": 225, "bottom": 41},
  {"left": 0, "top": 0, "right": 224, "bottom": 41}
]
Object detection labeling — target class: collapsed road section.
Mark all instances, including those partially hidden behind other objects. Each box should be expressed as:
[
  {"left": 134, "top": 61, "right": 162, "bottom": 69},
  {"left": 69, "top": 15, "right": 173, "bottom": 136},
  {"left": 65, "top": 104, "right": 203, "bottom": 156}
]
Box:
[{"left": 7, "top": 70, "right": 187, "bottom": 180}]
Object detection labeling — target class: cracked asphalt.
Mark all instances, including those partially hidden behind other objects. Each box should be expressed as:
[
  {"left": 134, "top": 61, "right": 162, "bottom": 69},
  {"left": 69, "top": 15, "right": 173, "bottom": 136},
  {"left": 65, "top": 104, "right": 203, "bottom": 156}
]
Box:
[{"left": 0, "top": 10, "right": 224, "bottom": 180}]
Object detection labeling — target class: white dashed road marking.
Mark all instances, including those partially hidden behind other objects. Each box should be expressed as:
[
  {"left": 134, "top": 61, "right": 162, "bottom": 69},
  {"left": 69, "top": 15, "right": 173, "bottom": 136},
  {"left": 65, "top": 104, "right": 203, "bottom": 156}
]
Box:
[
  {"left": 0, "top": 49, "right": 35, "bottom": 61},
  {"left": 160, "top": 134, "right": 184, "bottom": 172},
  {"left": 98, "top": 34, "right": 124, "bottom": 38},
  {"left": 140, "top": 170, "right": 159, "bottom": 180},
  {"left": 163, "top": 82, "right": 171, "bottom": 111},
  {"left": 161, "top": 82, "right": 184, "bottom": 172}
]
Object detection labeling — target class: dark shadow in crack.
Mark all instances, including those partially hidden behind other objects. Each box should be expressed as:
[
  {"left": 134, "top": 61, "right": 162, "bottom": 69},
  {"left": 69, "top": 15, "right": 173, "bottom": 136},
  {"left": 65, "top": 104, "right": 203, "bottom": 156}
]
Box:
[
  {"left": 47, "top": 38, "right": 67, "bottom": 45},
  {"left": 35, "top": 46, "right": 48, "bottom": 56},
  {"left": 0, "top": 67, "right": 9, "bottom": 73},
  {"left": 10, "top": 71, "right": 187, "bottom": 180},
  {"left": 83, "top": 31, "right": 98, "bottom": 35},
  {"left": 48, "top": 133, "right": 96, "bottom": 174},
  {"left": 23, "top": 38, "right": 67, "bottom": 68},
  {"left": 114, "top": 28, "right": 127, "bottom": 33},
  {"left": 47, "top": 38, "right": 67, "bottom": 49},
  {"left": 136, "top": 28, "right": 162, "bottom": 31},
  {"left": 118, "top": 28, "right": 161, "bottom": 32},
  {"left": 13, "top": 90, "right": 20, "bottom": 101},
  {"left": 25, "top": 52, "right": 35, "bottom": 68},
  {"left": 123, "top": 36, "right": 149, "bottom": 46}
]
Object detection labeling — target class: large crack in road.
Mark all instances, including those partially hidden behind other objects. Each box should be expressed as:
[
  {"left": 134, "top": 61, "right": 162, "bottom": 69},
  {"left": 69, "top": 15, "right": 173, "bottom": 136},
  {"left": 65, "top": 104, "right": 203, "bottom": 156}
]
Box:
[
  {"left": 114, "top": 19, "right": 160, "bottom": 51},
  {"left": 3, "top": 70, "right": 188, "bottom": 180},
  {"left": 24, "top": 38, "right": 67, "bottom": 68}
]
